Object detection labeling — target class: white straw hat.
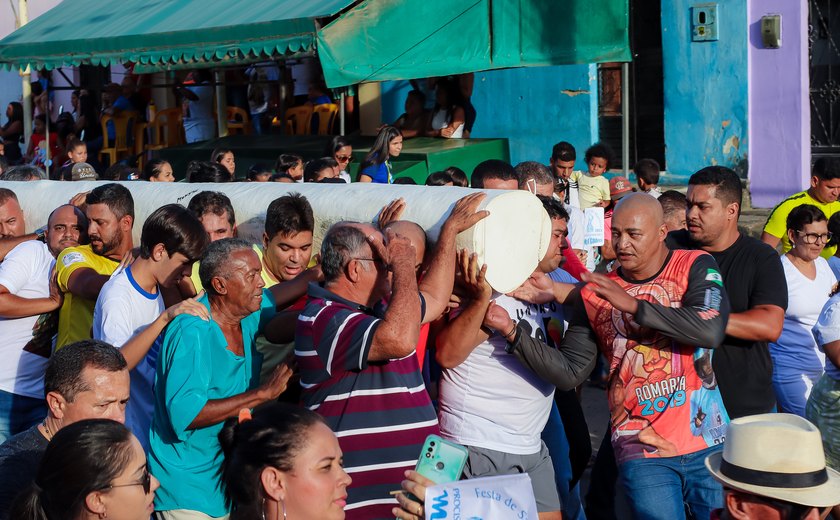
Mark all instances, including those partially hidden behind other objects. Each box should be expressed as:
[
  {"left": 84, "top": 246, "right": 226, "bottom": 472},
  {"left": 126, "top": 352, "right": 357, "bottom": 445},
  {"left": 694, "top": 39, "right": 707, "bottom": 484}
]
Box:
[{"left": 705, "top": 413, "right": 840, "bottom": 508}]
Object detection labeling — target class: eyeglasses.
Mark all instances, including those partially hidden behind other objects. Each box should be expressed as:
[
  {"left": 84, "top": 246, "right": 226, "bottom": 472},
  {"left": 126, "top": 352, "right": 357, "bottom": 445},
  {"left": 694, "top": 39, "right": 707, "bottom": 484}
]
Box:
[
  {"left": 353, "top": 257, "right": 386, "bottom": 268},
  {"left": 336, "top": 155, "right": 353, "bottom": 163},
  {"left": 105, "top": 466, "right": 152, "bottom": 495},
  {"left": 795, "top": 231, "right": 833, "bottom": 244}
]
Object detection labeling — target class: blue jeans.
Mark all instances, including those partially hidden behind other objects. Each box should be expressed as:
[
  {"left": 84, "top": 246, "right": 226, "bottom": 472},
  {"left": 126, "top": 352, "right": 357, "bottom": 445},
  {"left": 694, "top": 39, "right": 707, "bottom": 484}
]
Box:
[
  {"left": 619, "top": 445, "right": 724, "bottom": 520},
  {"left": 0, "top": 389, "right": 46, "bottom": 444},
  {"left": 541, "top": 401, "right": 586, "bottom": 519}
]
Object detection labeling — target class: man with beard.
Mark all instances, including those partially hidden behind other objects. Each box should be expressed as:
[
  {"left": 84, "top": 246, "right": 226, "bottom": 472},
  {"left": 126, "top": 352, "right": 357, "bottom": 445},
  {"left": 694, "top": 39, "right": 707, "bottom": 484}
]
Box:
[
  {"left": 0, "top": 204, "right": 88, "bottom": 442},
  {"left": 56, "top": 183, "right": 134, "bottom": 348}
]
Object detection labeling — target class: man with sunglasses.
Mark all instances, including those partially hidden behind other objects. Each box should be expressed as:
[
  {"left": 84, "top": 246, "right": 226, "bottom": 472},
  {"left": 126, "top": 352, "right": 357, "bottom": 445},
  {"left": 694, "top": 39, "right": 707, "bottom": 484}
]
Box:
[
  {"left": 706, "top": 413, "right": 840, "bottom": 520},
  {"left": 295, "top": 194, "right": 486, "bottom": 519}
]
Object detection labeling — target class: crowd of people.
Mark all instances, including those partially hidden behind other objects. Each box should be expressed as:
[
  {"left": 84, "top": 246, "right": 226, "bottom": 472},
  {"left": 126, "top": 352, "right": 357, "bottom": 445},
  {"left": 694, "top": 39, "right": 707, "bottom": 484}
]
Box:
[{"left": 0, "top": 130, "right": 838, "bottom": 520}]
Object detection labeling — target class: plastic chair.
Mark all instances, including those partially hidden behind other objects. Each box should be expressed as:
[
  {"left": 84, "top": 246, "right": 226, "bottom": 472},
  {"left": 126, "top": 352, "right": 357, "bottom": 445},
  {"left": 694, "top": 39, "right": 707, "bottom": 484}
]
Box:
[
  {"left": 284, "top": 105, "right": 313, "bottom": 135},
  {"left": 133, "top": 122, "right": 148, "bottom": 170},
  {"left": 313, "top": 103, "right": 338, "bottom": 135},
  {"left": 99, "top": 111, "right": 140, "bottom": 166},
  {"left": 145, "top": 108, "right": 184, "bottom": 154},
  {"left": 227, "top": 106, "right": 252, "bottom": 135}
]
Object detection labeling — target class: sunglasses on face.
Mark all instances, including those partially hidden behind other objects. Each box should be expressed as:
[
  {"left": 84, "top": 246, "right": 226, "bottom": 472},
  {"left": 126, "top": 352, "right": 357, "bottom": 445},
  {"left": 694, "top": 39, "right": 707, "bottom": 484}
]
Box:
[
  {"left": 336, "top": 155, "right": 353, "bottom": 163},
  {"left": 106, "top": 466, "right": 152, "bottom": 494}
]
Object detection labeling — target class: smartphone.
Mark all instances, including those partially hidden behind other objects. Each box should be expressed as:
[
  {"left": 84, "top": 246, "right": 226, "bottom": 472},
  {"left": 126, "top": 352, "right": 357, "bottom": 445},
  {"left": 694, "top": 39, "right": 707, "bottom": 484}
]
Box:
[{"left": 414, "top": 434, "right": 469, "bottom": 484}]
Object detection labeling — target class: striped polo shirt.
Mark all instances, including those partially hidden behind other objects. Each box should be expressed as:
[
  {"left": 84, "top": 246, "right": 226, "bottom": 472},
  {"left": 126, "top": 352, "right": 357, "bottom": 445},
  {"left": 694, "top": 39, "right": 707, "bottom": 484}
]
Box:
[{"left": 296, "top": 283, "right": 439, "bottom": 519}]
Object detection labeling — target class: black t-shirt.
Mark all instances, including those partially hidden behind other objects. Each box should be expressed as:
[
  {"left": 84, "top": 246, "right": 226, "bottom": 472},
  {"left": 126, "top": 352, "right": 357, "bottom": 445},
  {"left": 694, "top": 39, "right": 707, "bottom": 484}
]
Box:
[
  {"left": 0, "top": 425, "right": 48, "bottom": 520},
  {"left": 667, "top": 230, "right": 788, "bottom": 418}
]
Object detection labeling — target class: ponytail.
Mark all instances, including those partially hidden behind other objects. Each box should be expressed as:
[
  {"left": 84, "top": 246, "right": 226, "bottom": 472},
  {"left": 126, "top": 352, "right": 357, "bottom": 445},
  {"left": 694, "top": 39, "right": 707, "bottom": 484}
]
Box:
[{"left": 9, "top": 482, "right": 50, "bottom": 520}]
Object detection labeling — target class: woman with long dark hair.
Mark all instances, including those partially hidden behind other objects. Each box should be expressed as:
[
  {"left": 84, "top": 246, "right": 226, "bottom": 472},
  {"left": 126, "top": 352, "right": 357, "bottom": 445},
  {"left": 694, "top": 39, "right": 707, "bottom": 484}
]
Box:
[
  {"left": 10, "top": 419, "right": 158, "bottom": 520},
  {"left": 0, "top": 102, "right": 24, "bottom": 164},
  {"left": 358, "top": 126, "right": 403, "bottom": 183},
  {"left": 324, "top": 135, "right": 353, "bottom": 183},
  {"left": 219, "top": 402, "right": 351, "bottom": 520},
  {"left": 425, "top": 78, "right": 465, "bottom": 139}
]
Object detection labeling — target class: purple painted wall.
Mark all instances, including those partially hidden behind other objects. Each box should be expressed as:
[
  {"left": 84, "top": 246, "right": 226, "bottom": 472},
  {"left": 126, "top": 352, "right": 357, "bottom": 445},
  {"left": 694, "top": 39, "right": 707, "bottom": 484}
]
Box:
[{"left": 748, "top": 0, "right": 810, "bottom": 208}]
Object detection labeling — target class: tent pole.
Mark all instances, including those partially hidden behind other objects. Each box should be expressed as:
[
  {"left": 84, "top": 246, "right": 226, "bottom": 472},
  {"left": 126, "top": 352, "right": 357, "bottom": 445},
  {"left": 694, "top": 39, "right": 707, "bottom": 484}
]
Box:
[
  {"left": 18, "top": 0, "right": 33, "bottom": 153},
  {"left": 621, "top": 61, "right": 630, "bottom": 176},
  {"left": 44, "top": 82, "right": 50, "bottom": 170},
  {"left": 214, "top": 68, "right": 228, "bottom": 138},
  {"left": 340, "top": 91, "right": 345, "bottom": 136}
]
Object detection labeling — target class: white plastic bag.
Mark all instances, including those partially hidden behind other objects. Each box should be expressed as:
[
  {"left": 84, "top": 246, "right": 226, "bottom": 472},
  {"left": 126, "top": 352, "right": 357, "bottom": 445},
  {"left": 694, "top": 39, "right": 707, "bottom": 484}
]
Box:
[{"left": 424, "top": 474, "right": 539, "bottom": 519}]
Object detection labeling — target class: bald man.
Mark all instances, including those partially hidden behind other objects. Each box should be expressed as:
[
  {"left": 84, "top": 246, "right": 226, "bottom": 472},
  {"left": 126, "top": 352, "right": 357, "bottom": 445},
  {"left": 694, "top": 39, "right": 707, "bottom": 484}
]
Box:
[
  {"left": 0, "top": 204, "right": 88, "bottom": 441},
  {"left": 502, "top": 193, "right": 731, "bottom": 520}
]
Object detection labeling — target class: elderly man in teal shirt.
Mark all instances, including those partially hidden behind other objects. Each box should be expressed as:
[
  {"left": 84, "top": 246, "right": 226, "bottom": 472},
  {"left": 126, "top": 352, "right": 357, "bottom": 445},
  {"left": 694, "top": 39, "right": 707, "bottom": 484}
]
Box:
[{"left": 150, "top": 238, "right": 292, "bottom": 519}]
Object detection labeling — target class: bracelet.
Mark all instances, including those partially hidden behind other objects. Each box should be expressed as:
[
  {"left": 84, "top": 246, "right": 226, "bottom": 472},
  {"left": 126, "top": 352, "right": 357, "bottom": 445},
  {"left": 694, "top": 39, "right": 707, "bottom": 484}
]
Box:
[{"left": 503, "top": 323, "right": 517, "bottom": 341}]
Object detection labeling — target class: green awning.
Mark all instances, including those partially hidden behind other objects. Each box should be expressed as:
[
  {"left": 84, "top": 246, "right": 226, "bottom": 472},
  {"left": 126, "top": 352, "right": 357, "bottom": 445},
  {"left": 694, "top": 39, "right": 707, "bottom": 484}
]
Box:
[
  {"left": 319, "top": 0, "right": 630, "bottom": 87},
  {"left": 0, "top": 0, "right": 354, "bottom": 71}
]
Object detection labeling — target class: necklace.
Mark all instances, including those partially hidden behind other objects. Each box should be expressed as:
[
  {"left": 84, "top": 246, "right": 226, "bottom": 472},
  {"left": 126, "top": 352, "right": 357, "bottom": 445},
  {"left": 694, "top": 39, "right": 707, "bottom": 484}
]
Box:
[{"left": 41, "top": 420, "right": 53, "bottom": 441}]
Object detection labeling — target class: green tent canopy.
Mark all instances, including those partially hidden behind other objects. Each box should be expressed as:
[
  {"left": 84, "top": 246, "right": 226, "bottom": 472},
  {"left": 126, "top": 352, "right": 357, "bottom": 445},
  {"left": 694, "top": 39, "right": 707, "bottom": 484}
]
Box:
[
  {"left": 0, "top": 0, "right": 628, "bottom": 84},
  {"left": 318, "top": 0, "right": 630, "bottom": 87},
  {"left": 0, "top": 0, "right": 354, "bottom": 71}
]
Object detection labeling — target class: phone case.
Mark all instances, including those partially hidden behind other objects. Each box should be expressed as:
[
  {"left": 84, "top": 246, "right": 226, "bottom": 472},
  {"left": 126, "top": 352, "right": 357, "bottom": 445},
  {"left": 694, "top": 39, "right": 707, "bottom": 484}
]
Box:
[{"left": 414, "top": 434, "right": 469, "bottom": 484}]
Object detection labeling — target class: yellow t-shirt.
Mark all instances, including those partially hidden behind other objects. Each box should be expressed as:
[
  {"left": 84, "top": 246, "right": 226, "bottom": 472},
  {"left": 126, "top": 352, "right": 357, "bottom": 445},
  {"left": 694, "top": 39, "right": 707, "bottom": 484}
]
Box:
[
  {"left": 573, "top": 171, "right": 610, "bottom": 209},
  {"left": 56, "top": 245, "right": 119, "bottom": 348},
  {"left": 763, "top": 190, "right": 840, "bottom": 258}
]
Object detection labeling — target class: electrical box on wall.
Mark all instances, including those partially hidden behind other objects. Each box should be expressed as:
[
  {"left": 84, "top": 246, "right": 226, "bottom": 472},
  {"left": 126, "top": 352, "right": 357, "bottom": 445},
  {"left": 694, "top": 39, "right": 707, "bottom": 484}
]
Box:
[
  {"left": 761, "top": 14, "right": 782, "bottom": 48},
  {"left": 691, "top": 4, "right": 719, "bottom": 42}
]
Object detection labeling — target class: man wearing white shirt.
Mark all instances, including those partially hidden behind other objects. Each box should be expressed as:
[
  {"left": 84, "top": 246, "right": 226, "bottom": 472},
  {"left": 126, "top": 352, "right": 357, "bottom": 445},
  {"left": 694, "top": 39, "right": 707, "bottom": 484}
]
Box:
[
  {"left": 93, "top": 204, "right": 210, "bottom": 450},
  {"left": 435, "top": 197, "right": 571, "bottom": 520},
  {"left": 0, "top": 204, "right": 87, "bottom": 442}
]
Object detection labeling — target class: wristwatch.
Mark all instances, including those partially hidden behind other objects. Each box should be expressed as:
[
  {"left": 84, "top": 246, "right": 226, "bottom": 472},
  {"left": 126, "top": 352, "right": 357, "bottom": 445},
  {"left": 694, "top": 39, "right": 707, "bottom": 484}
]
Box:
[{"left": 34, "top": 226, "right": 47, "bottom": 242}]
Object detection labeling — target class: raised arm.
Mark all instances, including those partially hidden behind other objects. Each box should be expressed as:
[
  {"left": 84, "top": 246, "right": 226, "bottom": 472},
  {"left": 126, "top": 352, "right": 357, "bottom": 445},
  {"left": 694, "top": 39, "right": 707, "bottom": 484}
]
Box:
[
  {"left": 434, "top": 252, "right": 492, "bottom": 368},
  {"left": 367, "top": 233, "right": 422, "bottom": 362},
  {"left": 418, "top": 193, "right": 489, "bottom": 323}
]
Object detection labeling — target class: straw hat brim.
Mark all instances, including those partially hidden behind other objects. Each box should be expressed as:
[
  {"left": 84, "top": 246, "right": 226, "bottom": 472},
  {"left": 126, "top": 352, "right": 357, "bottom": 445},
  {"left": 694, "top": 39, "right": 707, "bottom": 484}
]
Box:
[{"left": 706, "top": 451, "right": 840, "bottom": 508}]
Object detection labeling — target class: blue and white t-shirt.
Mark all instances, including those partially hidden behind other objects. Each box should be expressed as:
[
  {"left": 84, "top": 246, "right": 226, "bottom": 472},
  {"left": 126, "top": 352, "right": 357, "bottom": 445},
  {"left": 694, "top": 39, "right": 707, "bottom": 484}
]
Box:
[{"left": 93, "top": 265, "right": 164, "bottom": 451}]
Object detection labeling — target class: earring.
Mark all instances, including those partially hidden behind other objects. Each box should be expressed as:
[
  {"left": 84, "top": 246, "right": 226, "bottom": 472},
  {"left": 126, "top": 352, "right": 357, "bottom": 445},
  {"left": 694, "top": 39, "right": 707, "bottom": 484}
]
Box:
[{"left": 281, "top": 499, "right": 287, "bottom": 520}]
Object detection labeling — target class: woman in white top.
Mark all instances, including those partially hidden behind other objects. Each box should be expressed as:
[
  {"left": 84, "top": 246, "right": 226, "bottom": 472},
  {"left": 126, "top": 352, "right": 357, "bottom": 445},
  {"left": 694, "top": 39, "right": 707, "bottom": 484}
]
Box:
[
  {"left": 425, "top": 78, "right": 465, "bottom": 139},
  {"left": 770, "top": 204, "right": 835, "bottom": 416}
]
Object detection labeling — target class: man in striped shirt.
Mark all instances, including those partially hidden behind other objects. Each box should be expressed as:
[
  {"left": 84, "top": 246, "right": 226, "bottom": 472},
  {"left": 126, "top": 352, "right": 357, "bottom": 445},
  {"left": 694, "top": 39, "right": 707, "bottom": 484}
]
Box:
[{"left": 295, "top": 194, "right": 486, "bottom": 519}]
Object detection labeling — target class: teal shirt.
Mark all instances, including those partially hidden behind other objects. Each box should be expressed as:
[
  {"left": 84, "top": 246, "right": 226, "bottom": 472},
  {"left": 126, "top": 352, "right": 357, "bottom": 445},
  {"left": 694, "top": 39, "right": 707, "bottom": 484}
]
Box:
[{"left": 149, "top": 290, "right": 275, "bottom": 515}]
